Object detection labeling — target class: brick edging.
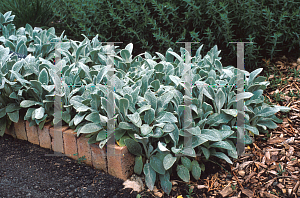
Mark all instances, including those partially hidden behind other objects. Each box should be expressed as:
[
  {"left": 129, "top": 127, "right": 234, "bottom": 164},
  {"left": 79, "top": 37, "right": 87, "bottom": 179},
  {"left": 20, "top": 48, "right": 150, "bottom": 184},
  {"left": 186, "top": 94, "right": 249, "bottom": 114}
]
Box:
[{"left": 4, "top": 119, "right": 135, "bottom": 181}]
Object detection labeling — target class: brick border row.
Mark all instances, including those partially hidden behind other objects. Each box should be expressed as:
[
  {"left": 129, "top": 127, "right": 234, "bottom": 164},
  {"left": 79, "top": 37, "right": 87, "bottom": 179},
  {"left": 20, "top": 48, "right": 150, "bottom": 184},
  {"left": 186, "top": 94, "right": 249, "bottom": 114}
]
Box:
[{"left": 4, "top": 119, "right": 135, "bottom": 181}]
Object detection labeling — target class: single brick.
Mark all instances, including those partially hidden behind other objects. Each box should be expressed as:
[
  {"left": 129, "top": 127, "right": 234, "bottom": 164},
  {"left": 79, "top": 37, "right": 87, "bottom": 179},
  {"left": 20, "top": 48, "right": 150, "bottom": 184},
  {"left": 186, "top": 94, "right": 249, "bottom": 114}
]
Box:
[
  {"left": 91, "top": 143, "right": 107, "bottom": 173},
  {"left": 50, "top": 126, "right": 69, "bottom": 153},
  {"left": 77, "top": 136, "right": 92, "bottom": 166},
  {"left": 107, "top": 144, "right": 135, "bottom": 181},
  {"left": 63, "top": 129, "right": 78, "bottom": 160},
  {"left": 37, "top": 123, "right": 52, "bottom": 149},
  {"left": 25, "top": 121, "right": 39, "bottom": 145},
  {"left": 4, "top": 125, "right": 16, "bottom": 138},
  {"left": 14, "top": 119, "right": 27, "bottom": 140}
]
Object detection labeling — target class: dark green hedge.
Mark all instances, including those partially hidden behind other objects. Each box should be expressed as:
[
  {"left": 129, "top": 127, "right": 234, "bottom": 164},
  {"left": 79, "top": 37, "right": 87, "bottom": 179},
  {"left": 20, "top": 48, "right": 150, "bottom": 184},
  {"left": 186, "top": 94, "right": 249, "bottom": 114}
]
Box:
[{"left": 3, "top": 0, "right": 300, "bottom": 72}]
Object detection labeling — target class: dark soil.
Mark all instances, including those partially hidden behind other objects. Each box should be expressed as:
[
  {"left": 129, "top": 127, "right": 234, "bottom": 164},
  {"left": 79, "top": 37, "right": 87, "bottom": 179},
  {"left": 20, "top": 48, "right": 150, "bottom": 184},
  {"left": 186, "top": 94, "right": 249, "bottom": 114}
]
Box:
[
  {"left": 0, "top": 133, "right": 142, "bottom": 198},
  {"left": 0, "top": 133, "right": 229, "bottom": 198}
]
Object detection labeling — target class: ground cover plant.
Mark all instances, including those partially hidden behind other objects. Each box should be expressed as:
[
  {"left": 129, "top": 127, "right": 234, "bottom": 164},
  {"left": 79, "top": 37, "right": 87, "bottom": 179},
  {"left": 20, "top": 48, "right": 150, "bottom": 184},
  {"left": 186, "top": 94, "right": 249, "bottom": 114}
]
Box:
[{"left": 0, "top": 10, "right": 292, "bottom": 196}]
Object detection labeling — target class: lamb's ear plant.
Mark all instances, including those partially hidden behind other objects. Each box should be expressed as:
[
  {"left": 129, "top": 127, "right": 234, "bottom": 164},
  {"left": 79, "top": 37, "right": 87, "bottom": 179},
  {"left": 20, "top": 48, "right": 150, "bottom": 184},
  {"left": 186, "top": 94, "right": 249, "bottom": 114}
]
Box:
[
  {"left": 0, "top": 11, "right": 291, "bottom": 195},
  {"left": 0, "top": 45, "right": 26, "bottom": 135}
]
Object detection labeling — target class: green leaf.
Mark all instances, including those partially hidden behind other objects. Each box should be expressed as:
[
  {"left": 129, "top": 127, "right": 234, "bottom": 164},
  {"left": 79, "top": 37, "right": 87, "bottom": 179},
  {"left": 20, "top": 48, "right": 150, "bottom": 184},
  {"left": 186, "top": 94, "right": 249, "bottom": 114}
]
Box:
[
  {"left": 158, "top": 141, "right": 169, "bottom": 152},
  {"left": 20, "top": 100, "right": 43, "bottom": 108},
  {"left": 144, "top": 91, "right": 157, "bottom": 110},
  {"left": 140, "top": 124, "right": 153, "bottom": 136},
  {"left": 73, "top": 113, "right": 86, "bottom": 126},
  {"left": 18, "top": 43, "right": 27, "bottom": 56},
  {"left": 163, "top": 154, "right": 177, "bottom": 170},
  {"left": 7, "top": 111, "right": 19, "bottom": 123},
  {"left": 249, "top": 68, "right": 263, "bottom": 83},
  {"left": 125, "top": 43, "right": 133, "bottom": 55},
  {"left": 143, "top": 163, "right": 156, "bottom": 191},
  {"left": 96, "top": 67, "right": 108, "bottom": 84},
  {"left": 245, "top": 125, "right": 259, "bottom": 135},
  {"left": 156, "top": 112, "right": 177, "bottom": 123},
  {"left": 150, "top": 155, "right": 165, "bottom": 175},
  {"left": 209, "top": 113, "right": 233, "bottom": 127},
  {"left": 144, "top": 109, "right": 155, "bottom": 125},
  {"left": 221, "top": 109, "right": 238, "bottom": 117},
  {"left": 127, "top": 112, "right": 142, "bottom": 127},
  {"left": 176, "top": 165, "right": 190, "bottom": 182},
  {"left": 75, "top": 44, "right": 87, "bottom": 62},
  {"left": 211, "top": 151, "right": 233, "bottom": 164},
  {"left": 209, "top": 140, "right": 236, "bottom": 151},
  {"left": 257, "top": 107, "right": 280, "bottom": 117},
  {"left": 134, "top": 155, "right": 143, "bottom": 175},
  {"left": 71, "top": 100, "right": 91, "bottom": 112},
  {"left": 168, "top": 51, "right": 183, "bottom": 62},
  {"left": 186, "top": 126, "right": 201, "bottom": 136},
  {"left": 119, "top": 122, "right": 134, "bottom": 130},
  {"left": 159, "top": 172, "right": 172, "bottom": 195},
  {"left": 114, "top": 128, "right": 126, "bottom": 140},
  {"left": 150, "top": 80, "right": 160, "bottom": 91},
  {"left": 200, "top": 129, "right": 222, "bottom": 141},
  {"left": 79, "top": 123, "right": 102, "bottom": 134},
  {"left": 169, "top": 75, "right": 181, "bottom": 86},
  {"left": 163, "top": 123, "right": 175, "bottom": 133},
  {"left": 274, "top": 106, "right": 290, "bottom": 113},
  {"left": 62, "top": 111, "right": 71, "bottom": 123},
  {"left": 191, "top": 136, "right": 208, "bottom": 148},
  {"left": 214, "top": 59, "right": 223, "bottom": 73},
  {"left": 181, "top": 156, "right": 192, "bottom": 171},
  {"left": 24, "top": 108, "right": 34, "bottom": 121},
  {"left": 236, "top": 92, "right": 254, "bottom": 101},
  {"left": 119, "top": 98, "right": 129, "bottom": 116},
  {"left": 257, "top": 120, "right": 278, "bottom": 129},
  {"left": 85, "top": 112, "right": 100, "bottom": 124},
  {"left": 38, "top": 68, "right": 49, "bottom": 85},
  {"left": 96, "top": 130, "right": 107, "bottom": 141},
  {"left": 0, "top": 108, "right": 5, "bottom": 118},
  {"left": 119, "top": 135, "right": 131, "bottom": 147},
  {"left": 215, "top": 89, "right": 225, "bottom": 113},
  {"left": 137, "top": 105, "right": 151, "bottom": 114},
  {"left": 191, "top": 160, "right": 201, "bottom": 180},
  {"left": 180, "top": 147, "right": 196, "bottom": 157},
  {"left": 30, "top": 80, "right": 43, "bottom": 95},
  {"left": 124, "top": 138, "right": 142, "bottom": 156},
  {"left": 34, "top": 107, "right": 45, "bottom": 120},
  {"left": 120, "top": 49, "right": 131, "bottom": 62},
  {"left": 88, "top": 133, "right": 98, "bottom": 144},
  {"left": 5, "top": 103, "right": 20, "bottom": 113},
  {"left": 200, "top": 147, "right": 210, "bottom": 160}
]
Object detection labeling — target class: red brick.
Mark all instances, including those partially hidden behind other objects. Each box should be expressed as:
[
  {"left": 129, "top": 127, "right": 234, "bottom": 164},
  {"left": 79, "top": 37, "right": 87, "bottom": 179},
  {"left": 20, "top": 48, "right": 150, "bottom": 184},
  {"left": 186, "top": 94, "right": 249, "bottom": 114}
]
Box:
[
  {"left": 91, "top": 143, "right": 107, "bottom": 172},
  {"left": 37, "top": 123, "right": 52, "bottom": 149},
  {"left": 50, "top": 126, "right": 69, "bottom": 153},
  {"left": 25, "top": 121, "right": 39, "bottom": 145},
  {"left": 14, "top": 119, "right": 27, "bottom": 140},
  {"left": 107, "top": 144, "right": 135, "bottom": 181},
  {"left": 4, "top": 125, "right": 16, "bottom": 138},
  {"left": 63, "top": 129, "right": 78, "bottom": 160},
  {"left": 77, "top": 136, "right": 92, "bottom": 166}
]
